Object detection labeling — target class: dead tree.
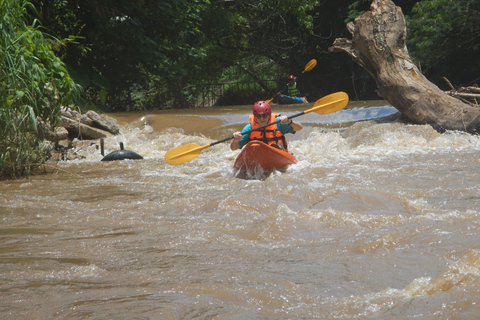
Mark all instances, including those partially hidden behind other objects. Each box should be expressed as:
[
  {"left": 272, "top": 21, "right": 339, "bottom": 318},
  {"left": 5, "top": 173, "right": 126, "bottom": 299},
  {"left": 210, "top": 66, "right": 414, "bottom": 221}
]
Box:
[{"left": 329, "top": 0, "right": 480, "bottom": 133}]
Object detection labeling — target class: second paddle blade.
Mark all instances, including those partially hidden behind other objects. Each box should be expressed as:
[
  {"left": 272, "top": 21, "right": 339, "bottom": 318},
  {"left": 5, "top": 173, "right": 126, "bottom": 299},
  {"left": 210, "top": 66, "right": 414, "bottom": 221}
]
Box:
[
  {"left": 303, "top": 59, "right": 317, "bottom": 73},
  {"left": 313, "top": 92, "right": 349, "bottom": 115}
]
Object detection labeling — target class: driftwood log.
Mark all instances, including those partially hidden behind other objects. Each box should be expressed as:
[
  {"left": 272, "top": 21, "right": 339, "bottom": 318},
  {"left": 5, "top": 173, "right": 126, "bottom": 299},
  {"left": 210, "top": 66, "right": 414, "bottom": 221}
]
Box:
[
  {"left": 443, "top": 78, "right": 480, "bottom": 106},
  {"left": 329, "top": 0, "right": 480, "bottom": 133}
]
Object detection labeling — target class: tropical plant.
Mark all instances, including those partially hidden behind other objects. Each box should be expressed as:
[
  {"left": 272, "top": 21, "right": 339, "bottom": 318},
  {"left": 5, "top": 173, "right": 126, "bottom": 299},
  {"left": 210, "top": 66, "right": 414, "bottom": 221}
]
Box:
[{"left": 0, "top": 0, "right": 80, "bottom": 179}]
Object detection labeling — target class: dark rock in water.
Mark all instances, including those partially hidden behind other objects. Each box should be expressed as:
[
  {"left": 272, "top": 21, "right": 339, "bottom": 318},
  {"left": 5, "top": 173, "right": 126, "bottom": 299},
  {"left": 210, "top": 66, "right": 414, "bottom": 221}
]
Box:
[{"left": 101, "top": 150, "right": 143, "bottom": 161}]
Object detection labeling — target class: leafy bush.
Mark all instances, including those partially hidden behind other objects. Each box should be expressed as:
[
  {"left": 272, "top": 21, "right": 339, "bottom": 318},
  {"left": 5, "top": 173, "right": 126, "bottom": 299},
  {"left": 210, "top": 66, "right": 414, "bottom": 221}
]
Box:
[
  {"left": 0, "top": 0, "right": 80, "bottom": 179},
  {"left": 407, "top": 0, "right": 480, "bottom": 86}
]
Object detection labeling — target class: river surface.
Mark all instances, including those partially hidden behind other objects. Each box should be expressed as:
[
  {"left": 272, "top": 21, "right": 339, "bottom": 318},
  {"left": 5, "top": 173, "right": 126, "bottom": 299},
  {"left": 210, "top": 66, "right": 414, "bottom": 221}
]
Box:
[{"left": 2, "top": 100, "right": 480, "bottom": 319}]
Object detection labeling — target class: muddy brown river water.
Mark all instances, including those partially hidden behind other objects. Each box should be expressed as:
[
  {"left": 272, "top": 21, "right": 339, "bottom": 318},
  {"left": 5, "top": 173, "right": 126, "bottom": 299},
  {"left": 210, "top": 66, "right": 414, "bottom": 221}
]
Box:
[{"left": 2, "top": 100, "right": 480, "bottom": 319}]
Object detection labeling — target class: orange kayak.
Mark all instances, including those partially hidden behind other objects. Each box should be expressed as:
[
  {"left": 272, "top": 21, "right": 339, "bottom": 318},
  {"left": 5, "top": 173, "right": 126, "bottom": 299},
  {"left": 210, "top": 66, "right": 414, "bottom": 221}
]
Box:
[{"left": 233, "top": 140, "right": 297, "bottom": 171}]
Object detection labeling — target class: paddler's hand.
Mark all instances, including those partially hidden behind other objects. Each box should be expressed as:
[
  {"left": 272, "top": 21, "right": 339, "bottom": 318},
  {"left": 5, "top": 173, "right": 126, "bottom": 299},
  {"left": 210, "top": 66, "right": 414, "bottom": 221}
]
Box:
[
  {"left": 280, "top": 115, "right": 290, "bottom": 124},
  {"left": 233, "top": 131, "right": 242, "bottom": 142},
  {"left": 280, "top": 115, "right": 303, "bottom": 131},
  {"left": 231, "top": 131, "right": 242, "bottom": 151}
]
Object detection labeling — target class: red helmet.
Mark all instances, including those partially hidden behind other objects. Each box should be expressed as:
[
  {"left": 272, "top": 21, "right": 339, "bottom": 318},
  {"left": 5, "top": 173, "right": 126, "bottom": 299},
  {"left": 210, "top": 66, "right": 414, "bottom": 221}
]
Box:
[
  {"left": 253, "top": 101, "right": 271, "bottom": 116},
  {"left": 288, "top": 75, "right": 296, "bottom": 81}
]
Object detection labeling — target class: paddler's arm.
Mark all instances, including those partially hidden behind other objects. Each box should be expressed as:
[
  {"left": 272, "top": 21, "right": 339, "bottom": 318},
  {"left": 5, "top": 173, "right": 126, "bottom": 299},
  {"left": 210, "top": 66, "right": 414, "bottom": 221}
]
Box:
[
  {"left": 280, "top": 115, "right": 303, "bottom": 131},
  {"left": 277, "top": 85, "right": 288, "bottom": 95},
  {"left": 231, "top": 124, "right": 251, "bottom": 150}
]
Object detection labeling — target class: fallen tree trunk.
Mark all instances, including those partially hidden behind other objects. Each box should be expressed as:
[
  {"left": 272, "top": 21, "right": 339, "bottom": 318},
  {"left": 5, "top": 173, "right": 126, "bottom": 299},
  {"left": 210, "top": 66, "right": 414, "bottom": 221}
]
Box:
[{"left": 329, "top": 0, "right": 480, "bottom": 133}]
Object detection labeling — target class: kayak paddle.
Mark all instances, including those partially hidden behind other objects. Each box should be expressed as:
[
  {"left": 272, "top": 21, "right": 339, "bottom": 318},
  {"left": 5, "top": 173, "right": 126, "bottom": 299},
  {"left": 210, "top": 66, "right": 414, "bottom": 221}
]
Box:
[
  {"left": 302, "top": 59, "right": 317, "bottom": 73},
  {"left": 266, "top": 59, "right": 317, "bottom": 104},
  {"left": 165, "top": 91, "right": 349, "bottom": 165}
]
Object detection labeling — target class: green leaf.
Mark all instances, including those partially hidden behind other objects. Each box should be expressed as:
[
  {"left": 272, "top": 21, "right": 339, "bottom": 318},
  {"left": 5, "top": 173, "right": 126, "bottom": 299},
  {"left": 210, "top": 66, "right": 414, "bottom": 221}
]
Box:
[{"left": 16, "top": 90, "right": 25, "bottom": 99}]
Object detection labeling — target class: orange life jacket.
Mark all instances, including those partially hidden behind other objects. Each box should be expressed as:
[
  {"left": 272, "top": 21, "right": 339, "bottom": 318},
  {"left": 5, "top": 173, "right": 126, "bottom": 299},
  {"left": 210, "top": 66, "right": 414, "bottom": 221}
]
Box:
[{"left": 248, "top": 113, "right": 288, "bottom": 151}]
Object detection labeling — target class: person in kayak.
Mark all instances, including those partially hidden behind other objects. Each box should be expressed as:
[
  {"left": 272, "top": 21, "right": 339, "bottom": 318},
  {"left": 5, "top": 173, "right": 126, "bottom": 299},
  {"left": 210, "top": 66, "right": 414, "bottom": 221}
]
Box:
[
  {"left": 230, "top": 100, "right": 303, "bottom": 151},
  {"left": 277, "top": 75, "right": 308, "bottom": 103}
]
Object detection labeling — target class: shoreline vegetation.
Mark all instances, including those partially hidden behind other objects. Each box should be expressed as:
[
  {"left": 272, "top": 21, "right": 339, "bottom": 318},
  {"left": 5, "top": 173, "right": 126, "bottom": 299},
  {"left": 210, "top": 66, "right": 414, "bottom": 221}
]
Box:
[{"left": 1, "top": 0, "right": 80, "bottom": 179}]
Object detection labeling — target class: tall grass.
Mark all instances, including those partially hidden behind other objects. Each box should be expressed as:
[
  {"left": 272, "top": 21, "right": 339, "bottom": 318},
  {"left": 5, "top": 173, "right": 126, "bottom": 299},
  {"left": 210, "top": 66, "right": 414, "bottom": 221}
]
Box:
[{"left": 0, "top": 0, "right": 80, "bottom": 179}]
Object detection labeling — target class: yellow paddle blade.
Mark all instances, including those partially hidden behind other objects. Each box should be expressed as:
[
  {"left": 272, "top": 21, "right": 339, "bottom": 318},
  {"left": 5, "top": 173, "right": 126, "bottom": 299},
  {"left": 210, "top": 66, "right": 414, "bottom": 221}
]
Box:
[
  {"left": 308, "top": 92, "right": 349, "bottom": 115},
  {"left": 165, "top": 143, "right": 210, "bottom": 165},
  {"left": 266, "top": 98, "right": 274, "bottom": 104},
  {"left": 302, "top": 59, "right": 317, "bottom": 73}
]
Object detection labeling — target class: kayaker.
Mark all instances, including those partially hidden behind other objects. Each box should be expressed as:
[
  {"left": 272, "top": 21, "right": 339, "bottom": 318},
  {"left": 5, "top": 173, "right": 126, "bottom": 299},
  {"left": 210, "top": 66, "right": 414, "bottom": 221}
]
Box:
[
  {"left": 231, "top": 100, "right": 303, "bottom": 151},
  {"left": 277, "top": 75, "right": 308, "bottom": 103}
]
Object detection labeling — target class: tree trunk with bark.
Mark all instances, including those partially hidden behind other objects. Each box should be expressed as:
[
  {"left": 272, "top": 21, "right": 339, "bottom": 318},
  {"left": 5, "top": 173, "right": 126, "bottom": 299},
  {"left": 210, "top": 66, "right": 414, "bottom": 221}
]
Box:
[{"left": 328, "top": 0, "right": 480, "bottom": 133}]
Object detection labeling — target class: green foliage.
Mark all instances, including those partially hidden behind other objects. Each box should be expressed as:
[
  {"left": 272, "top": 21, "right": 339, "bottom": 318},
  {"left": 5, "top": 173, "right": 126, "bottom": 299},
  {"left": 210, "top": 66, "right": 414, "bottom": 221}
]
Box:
[
  {"left": 32, "top": 0, "right": 329, "bottom": 110},
  {"left": 215, "top": 81, "right": 278, "bottom": 106},
  {"left": 30, "top": 0, "right": 213, "bottom": 110},
  {"left": 407, "top": 0, "right": 480, "bottom": 86},
  {"left": 0, "top": 0, "right": 80, "bottom": 179},
  {"left": 20, "top": 0, "right": 475, "bottom": 111},
  {"left": 345, "top": 0, "right": 369, "bottom": 23}
]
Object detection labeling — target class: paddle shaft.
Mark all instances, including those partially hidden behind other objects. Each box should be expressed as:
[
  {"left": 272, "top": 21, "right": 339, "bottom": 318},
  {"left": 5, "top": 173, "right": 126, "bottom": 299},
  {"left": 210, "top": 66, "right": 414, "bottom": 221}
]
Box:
[
  {"left": 212, "top": 96, "right": 346, "bottom": 147},
  {"left": 210, "top": 111, "right": 306, "bottom": 147}
]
